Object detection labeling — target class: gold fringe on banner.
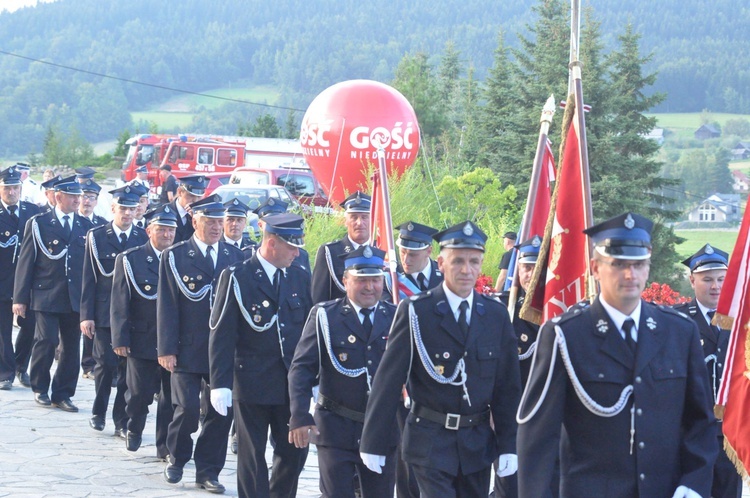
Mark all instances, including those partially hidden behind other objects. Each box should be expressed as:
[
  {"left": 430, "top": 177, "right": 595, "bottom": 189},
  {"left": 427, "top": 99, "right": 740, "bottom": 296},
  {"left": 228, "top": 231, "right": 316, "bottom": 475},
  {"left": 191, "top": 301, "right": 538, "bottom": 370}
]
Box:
[
  {"left": 519, "top": 96, "right": 577, "bottom": 325},
  {"left": 723, "top": 437, "right": 750, "bottom": 487},
  {"left": 712, "top": 312, "right": 734, "bottom": 332}
]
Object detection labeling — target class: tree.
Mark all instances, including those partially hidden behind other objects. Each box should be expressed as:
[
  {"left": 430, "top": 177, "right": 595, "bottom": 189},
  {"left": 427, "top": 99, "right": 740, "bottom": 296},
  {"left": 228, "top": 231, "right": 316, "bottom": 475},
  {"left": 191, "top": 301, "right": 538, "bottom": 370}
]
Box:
[
  {"left": 391, "top": 52, "right": 447, "bottom": 139},
  {"left": 724, "top": 118, "right": 750, "bottom": 138},
  {"left": 250, "top": 114, "right": 281, "bottom": 138}
]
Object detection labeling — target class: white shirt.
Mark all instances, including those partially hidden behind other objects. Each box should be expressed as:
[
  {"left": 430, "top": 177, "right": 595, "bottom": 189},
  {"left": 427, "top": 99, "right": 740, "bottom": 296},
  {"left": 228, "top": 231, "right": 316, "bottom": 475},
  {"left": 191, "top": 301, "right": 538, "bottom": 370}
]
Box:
[
  {"left": 350, "top": 300, "right": 376, "bottom": 328},
  {"left": 410, "top": 261, "right": 432, "bottom": 286},
  {"left": 176, "top": 201, "right": 189, "bottom": 224},
  {"left": 442, "top": 282, "right": 474, "bottom": 326},
  {"left": 224, "top": 235, "right": 242, "bottom": 248},
  {"left": 192, "top": 236, "right": 218, "bottom": 266},
  {"left": 54, "top": 207, "right": 74, "bottom": 225},
  {"left": 112, "top": 223, "right": 133, "bottom": 240},
  {"left": 257, "top": 252, "right": 284, "bottom": 285},
  {"left": 347, "top": 236, "right": 370, "bottom": 251},
  {"left": 599, "top": 296, "right": 641, "bottom": 342},
  {"left": 695, "top": 299, "right": 715, "bottom": 328},
  {"left": 150, "top": 243, "right": 162, "bottom": 261}
]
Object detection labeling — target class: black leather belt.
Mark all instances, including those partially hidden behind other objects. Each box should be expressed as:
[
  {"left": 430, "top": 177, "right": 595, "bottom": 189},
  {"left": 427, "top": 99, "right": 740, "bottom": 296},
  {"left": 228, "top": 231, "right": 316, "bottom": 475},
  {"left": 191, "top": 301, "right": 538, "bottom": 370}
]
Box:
[
  {"left": 411, "top": 402, "right": 490, "bottom": 430},
  {"left": 317, "top": 393, "right": 365, "bottom": 423}
]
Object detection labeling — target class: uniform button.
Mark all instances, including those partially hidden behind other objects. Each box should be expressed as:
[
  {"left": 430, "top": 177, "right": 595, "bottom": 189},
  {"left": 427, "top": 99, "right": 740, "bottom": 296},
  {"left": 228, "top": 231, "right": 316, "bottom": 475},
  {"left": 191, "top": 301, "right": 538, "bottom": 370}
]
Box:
[
  {"left": 669, "top": 369, "right": 674, "bottom": 374},
  {"left": 598, "top": 373, "right": 604, "bottom": 379},
  {"left": 464, "top": 352, "right": 467, "bottom": 357},
  {"left": 367, "top": 360, "right": 372, "bottom": 365},
  {"left": 638, "top": 442, "right": 645, "bottom": 449},
  {"left": 280, "top": 323, "right": 285, "bottom": 327},
  {"left": 489, "top": 352, "right": 493, "bottom": 356},
  {"left": 416, "top": 417, "right": 420, "bottom": 422},
  {"left": 281, "top": 338, "right": 285, "bottom": 342},
  {"left": 635, "top": 376, "right": 642, "bottom": 383},
  {"left": 718, "top": 363, "right": 722, "bottom": 368},
  {"left": 636, "top": 408, "right": 642, "bottom": 416},
  {"left": 639, "top": 473, "right": 645, "bottom": 481},
  {"left": 718, "top": 348, "right": 721, "bottom": 353},
  {"left": 367, "top": 345, "right": 372, "bottom": 351}
]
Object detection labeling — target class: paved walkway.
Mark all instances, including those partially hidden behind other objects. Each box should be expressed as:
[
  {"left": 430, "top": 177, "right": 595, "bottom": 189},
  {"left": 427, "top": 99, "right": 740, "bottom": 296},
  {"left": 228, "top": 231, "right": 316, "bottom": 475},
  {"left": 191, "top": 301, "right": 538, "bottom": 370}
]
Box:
[{"left": 0, "top": 329, "right": 321, "bottom": 497}]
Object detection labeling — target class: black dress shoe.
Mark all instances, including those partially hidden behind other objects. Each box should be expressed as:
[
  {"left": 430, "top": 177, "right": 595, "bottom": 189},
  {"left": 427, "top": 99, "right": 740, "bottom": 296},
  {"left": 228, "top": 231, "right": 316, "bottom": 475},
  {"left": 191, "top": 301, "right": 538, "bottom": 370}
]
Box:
[
  {"left": 196, "top": 479, "right": 226, "bottom": 494},
  {"left": 126, "top": 431, "right": 142, "bottom": 451},
  {"left": 16, "top": 372, "right": 31, "bottom": 388},
  {"left": 34, "top": 392, "right": 51, "bottom": 406},
  {"left": 164, "top": 462, "right": 183, "bottom": 484},
  {"left": 0, "top": 380, "right": 11, "bottom": 390},
  {"left": 89, "top": 415, "right": 105, "bottom": 431},
  {"left": 53, "top": 398, "right": 78, "bottom": 412}
]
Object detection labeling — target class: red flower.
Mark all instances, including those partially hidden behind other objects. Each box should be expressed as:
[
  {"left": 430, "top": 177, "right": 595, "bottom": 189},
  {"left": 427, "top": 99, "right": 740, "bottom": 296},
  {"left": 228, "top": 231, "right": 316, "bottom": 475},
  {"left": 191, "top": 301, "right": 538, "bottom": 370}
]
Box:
[
  {"left": 475, "top": 274, "right": 496, "bottom": 295},
  {"left": 641, "top": 282, "right": 690, "bottom": 306}
]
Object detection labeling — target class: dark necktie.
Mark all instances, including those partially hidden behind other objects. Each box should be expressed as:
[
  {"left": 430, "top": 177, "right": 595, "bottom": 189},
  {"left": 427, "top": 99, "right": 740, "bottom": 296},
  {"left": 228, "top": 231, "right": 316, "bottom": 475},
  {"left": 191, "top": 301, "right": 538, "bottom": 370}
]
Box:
[
  {"left": 361, "top": 307, "right": 374, "bottom": 337},
  {"left": 205, "top": 245, "right": 214, "bottom": 269},
  {"left": 62, "top": 214, "right": 71, "bottom": 238},
  {"left": 273, "top": 268, "right": 281, "bottom": 296},
  {"left": 136, "top": 220, "right": 143, "bottom": 228},
  {"left": 458, "top": 300, "right": 470, "bottom": 337},
  {"left": 185, "top": 213, "right": 192, "bottom": 227},
  {"left": 119, "top": 232, "right": 127, "bottom": 248},
  {"left": 622, "top": 318, "right": 636, "bottom": 353},
  {"left": 707, "top": 310, "right": 720, "bottom": 337},
  {"left": 417, "top": 273, "right": 428, "bottom": 291},
  {"left": 7, "top": 204, "right": 18, "bottom": 224}
]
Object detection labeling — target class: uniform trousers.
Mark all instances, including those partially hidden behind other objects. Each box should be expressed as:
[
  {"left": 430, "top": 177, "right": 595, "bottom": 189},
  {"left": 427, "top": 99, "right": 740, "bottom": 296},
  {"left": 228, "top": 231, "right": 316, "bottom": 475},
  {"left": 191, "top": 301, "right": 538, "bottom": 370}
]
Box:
[
  {"left": 396, "top": 402, "right": 421, "bottom": 498},
  {"left": 0, "top": 300, "right": 16, "bottom": 381},
  {"left": 235, "top": 401, "right": 308, "bottom": 498},
  {"left": 13, "top": 312, "right": 36, "bottom": 375},
  {"left": 318, "top": 444, "right": 396, "bottom": 498},
  {"left": 411, "top": 462, "right": 491, "bottom": 498},
  {"left": 125, "top": 356, "right": 173, "bottom": 458},
  {"left": 167, "top": 371, "right": 232, "bottom": 481},
  {"left": 81, "top": 334, "right": 95, "bottom": 373},
  {"left": 92, "top": 326, "right": 127, "bottom": 430},
  {"left": 29, "top": 310, "right": 80, "bottom": 402}
]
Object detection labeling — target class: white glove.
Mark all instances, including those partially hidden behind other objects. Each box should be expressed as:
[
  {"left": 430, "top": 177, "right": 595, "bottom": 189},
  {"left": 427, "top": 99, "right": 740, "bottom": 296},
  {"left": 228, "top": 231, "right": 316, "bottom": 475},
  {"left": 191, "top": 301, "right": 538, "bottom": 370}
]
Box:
[
  {"left": 210, "top": 388, "right": 232, "bottom": 416},
  {"left": 403, "top": 394, "right": 411, "bottom": 409},
  {"left": 496, "top": 453, "right": 518, "bottom": 477},
  {"left": 312, "top": 385, "right": 320, "bottom": 403},
  {"left": 671, "top": 485, "right": 701, "bottom": 498},
  {"left": 360, "top": 452, "right": 386, "bottom": 474}
]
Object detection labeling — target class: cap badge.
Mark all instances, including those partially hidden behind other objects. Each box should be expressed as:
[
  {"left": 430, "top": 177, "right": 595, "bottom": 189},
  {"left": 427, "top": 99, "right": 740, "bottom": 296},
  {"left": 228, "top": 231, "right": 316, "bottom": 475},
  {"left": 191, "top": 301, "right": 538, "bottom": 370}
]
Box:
[
  {"left": 363, "top": 246, "right": 373, "bottom": 258},
  {"left": 233, "top": 199, "right": 239, "bottom": 205},
  {"left": 300, "top": 220, "right": 305, "bottom": 230},
  {"left": 462, "top": 223, "right": 473, "bottom": 236},
  {"left": 125, "top": 186, "right": 131, "bottom": 193},
  {"left": 532, "top": 236, "right": 541, "bottom": 248},
  {"left": 164, "top": 206, "right": 171, "bottom": 213},
  {"left": 407, "top": 222, "right": 414, "bottom": 232},
  {"left": 268, "top": 198, "right": 275, "bottom": 206},
  {"left": 198, "top": 177, "right": 204, "bottom": 184},
  {"left": 624, "top": 214, "right": 635, "bottom": 229},
  {"left": 705, "top": 244, "right": 714, "bottom": 255}
]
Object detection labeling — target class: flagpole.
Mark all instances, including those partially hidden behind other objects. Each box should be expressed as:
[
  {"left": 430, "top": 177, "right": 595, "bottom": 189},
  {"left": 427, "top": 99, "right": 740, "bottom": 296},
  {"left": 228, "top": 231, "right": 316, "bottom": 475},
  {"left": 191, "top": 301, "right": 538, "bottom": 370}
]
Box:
[
  {"left": 375, "top": 148, "right": 400, "bottom": 303},
  {"left": 508, "top": 95, "right": 556, "bottom": 319},
  {"left": 569, "top": 0, "right": 596, "bottom": 300}
]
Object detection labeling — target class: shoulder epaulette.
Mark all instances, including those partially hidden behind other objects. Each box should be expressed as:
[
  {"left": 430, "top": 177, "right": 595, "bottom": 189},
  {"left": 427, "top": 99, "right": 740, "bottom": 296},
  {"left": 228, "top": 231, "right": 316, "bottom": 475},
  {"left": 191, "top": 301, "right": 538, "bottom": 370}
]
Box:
[
  {"left": 410, "top": 290, "right": 432, "bottom": 301},
  {"left": 121, "top": 245, "right": 142, "bottom": 256},
  {"left": 548, "top": 305, "right": 588, "bottom": 327},
  {"left": 657, "top": 304, "right": 693, "bottom": 322}
]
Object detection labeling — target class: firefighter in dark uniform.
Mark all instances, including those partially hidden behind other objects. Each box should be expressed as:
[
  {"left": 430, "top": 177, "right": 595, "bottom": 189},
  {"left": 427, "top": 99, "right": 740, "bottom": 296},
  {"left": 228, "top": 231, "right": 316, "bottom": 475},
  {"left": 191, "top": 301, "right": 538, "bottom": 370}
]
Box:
[
  {"left": 13, "top": 176, "right": 93, "bottom": 412},
  {"left": 81, "top": 185, "right": 148, "bottom": 435},
  {"left": 39, "top": 174, "right": 62, "bottom": 212},
  {"left": 384, "top": 220, "right": 443, "bottom": 498},
  {"left": 167, "top": 175, "right": 207, "bottom": 243},
  {"left": 674, "top": 244, "right": 742, "bottom": 498},
  {"left": 111, "top": 204, "right": 177, "bottom": 455},
  {"left": 360, "top": 221, "right": 522, "bottom": 497},
  {"left": 494, "top": 235, "right": 558, "bottom": 498},
  {"left": 209, "top": 213, "right": 312, "bottom": 498},
  {"left": 289, "top": 245, "right": 398, "bottom": 498},
  {"left": 311, "top": 191, "right": 370, "bottom": 304},
  {"left": 157, "top": 196, "right": 244, "bottom": 493},
  {"left": 222, "top": 198, "right": 255, "bottom": 250},
  {"left": 517, "top": 213, "right": 719, "bottom": 498},
  {"left": 78, "top": 178, "right": 107, "bottom": 380},
  {"left": 0, "top": 166, "right": 40, "bottom": 390},
  {"left": 246, "top": 197, "right": 311, "bottom": 273}
]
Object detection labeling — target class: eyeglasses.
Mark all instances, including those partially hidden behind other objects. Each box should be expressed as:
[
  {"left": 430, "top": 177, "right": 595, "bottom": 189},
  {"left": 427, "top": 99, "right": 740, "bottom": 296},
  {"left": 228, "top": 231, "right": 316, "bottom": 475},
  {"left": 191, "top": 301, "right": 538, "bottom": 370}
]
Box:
[
  {"left": 599, "top": 259, "right": 650, "bottom": 271},
  {"left": 81, "top": 194, "right": 98, "bottom": 201}
]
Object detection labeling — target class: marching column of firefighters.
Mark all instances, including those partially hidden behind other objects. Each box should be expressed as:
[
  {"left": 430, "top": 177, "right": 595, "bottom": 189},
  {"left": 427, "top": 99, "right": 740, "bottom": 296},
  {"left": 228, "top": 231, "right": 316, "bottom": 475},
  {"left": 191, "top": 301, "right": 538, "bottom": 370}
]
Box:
[{"left": 0, "top": 162, "right": 738, "bottom": 498}]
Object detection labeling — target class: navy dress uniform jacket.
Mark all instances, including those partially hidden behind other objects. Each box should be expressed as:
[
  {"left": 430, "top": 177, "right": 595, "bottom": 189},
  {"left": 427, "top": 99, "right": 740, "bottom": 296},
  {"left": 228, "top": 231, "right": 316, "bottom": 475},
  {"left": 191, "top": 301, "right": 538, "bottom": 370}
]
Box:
[
  {"left": 209, "top": 254, "right": 312, "bottom": 404},
  {"left": 80, "top": 223, "right": 147, "bottom": 327},
  {"left": 14, "top": 210, "right": 93, "bottom": 313},
  {"left": 311, "top": 236, "right": 354, "bottom": 304},
  {"left": 110, "top": 243, "right": 161, "bottom": 360},
  {"left": 157, "top": 238, "right": 244, "bottom": 374},
  {"left": 0, "top": 201, "right": 40, "bottom": 300},
  {"left": 517, "top": 298, "right": 718, "bottom": 498},
  {"left": 360, "top": 286, "right": 522, "bottom": 476},
  {"left": 243, "top": 243, "right": 311, "bottom": 277},
  {"left": 289, "top": 298, "right": 397, "bottom": 450},
  {"left": 499, "top": 290, "right": 539, "bottom": 389},
  {"left": 167, "top": 200, "right": 195, "bottom": 243}
]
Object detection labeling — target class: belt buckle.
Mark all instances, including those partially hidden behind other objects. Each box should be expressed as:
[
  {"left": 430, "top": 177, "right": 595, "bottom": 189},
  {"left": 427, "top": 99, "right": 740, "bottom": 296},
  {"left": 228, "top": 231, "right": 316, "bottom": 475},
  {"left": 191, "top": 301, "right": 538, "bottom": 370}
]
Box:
[{"left": 445, "top": 413, "right": 460, "bottom": 430}]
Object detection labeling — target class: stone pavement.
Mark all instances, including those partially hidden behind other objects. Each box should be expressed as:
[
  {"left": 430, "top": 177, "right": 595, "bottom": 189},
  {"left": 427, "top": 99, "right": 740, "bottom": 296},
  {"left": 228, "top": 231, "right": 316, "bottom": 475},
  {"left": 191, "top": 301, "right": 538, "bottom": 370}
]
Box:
[{"left": 0, "top": 329, "right": 322, "bottom": 497}]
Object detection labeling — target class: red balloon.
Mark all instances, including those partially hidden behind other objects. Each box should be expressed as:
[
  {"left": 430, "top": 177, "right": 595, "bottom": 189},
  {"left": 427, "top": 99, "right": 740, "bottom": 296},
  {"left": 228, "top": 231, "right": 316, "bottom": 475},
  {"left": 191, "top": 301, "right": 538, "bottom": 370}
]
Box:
[{"left": 300, "top": 80, "right": 420, "bottom": 206}]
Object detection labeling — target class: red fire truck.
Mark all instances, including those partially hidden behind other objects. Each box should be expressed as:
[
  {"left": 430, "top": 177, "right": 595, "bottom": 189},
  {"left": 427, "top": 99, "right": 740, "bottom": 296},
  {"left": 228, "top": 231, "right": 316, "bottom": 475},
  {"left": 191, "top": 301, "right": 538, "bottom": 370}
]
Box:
[{"left": 121, "top": 133, "right": 247, "bottom": 190}]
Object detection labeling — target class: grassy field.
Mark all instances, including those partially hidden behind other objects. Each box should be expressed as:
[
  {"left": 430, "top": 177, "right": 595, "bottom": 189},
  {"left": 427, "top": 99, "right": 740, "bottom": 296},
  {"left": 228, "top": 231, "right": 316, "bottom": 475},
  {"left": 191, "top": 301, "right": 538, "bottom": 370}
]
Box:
[
  {"left": 129, "top": 85, "right": 282, "bottom": 131},
  {"left": 674, "top": 229, "right": 739, "bottom": 259},
  {"left": 648, "top": 112, "right": 750, "bottom": 130}
]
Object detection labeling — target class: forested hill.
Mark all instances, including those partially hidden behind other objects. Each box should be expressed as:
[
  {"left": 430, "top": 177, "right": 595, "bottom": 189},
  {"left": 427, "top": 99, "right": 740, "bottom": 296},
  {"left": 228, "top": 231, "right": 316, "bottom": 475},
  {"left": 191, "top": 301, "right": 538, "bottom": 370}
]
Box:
[{"left": 0, "top": 0, "right": 747, "bottom": 154}]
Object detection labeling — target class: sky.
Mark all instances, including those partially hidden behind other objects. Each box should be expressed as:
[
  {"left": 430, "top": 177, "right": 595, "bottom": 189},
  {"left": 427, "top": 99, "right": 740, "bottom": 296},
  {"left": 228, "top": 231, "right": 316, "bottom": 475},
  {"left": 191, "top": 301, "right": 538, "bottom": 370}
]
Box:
[{"left": 1, "top": 0, "right": 56, "bottom": 14}]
